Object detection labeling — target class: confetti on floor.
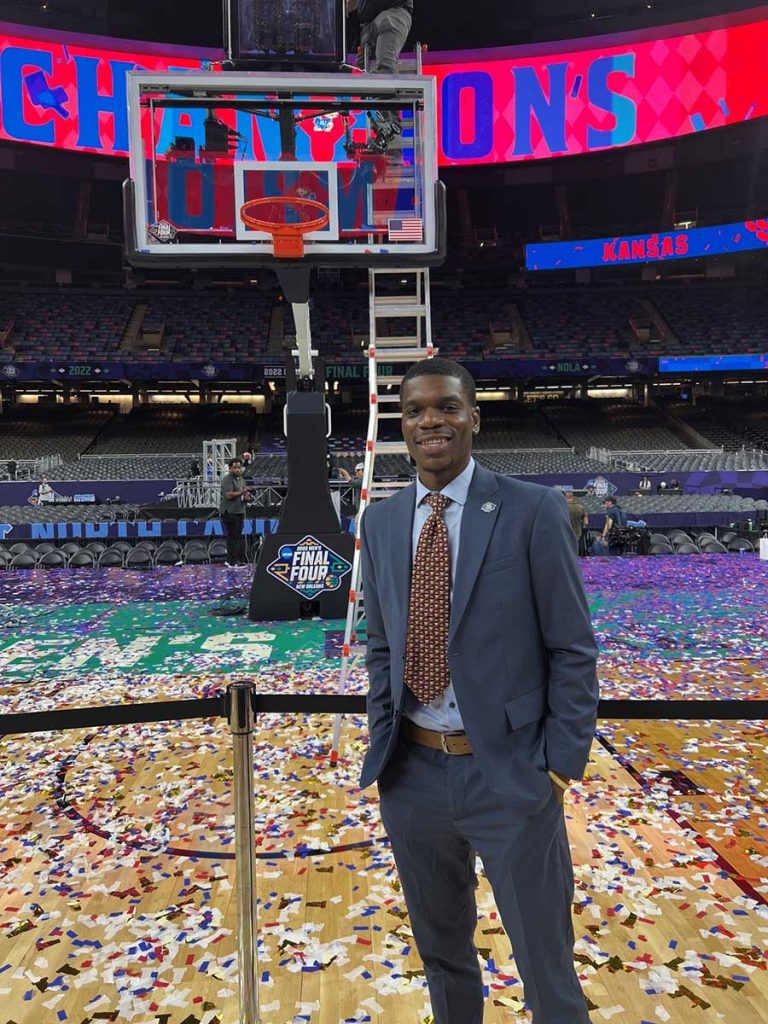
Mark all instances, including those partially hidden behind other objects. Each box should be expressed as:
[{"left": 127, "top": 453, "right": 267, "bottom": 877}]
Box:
[{"left": 0, "top": 559, "right": 766, "bottom": 1023}]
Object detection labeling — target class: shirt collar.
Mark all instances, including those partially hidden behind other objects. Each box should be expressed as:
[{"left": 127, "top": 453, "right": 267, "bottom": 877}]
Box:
[{"left": 416, "top": 457, "right": 476, "bottom": 509}]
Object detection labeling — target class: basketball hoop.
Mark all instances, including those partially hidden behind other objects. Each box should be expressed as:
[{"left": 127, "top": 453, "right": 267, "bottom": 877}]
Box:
[{"left": 240, "top": 196, "right": 330, "bottom": 258}]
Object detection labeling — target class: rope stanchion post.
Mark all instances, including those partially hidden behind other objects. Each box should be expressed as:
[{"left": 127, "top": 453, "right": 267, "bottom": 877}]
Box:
[{"left": 228, "top": 681, "right": 261, "bottom": 1024}]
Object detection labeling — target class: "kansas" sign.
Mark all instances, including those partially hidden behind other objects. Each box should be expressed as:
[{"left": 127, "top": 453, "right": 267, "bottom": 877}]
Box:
[{"left": 527, "top": 218, "right": 768, "bottom": 270}]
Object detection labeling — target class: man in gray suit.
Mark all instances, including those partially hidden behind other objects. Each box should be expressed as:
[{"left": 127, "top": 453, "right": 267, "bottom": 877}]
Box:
[{"left": 359, "top": 357, "right": 598, "bottom": 1024}]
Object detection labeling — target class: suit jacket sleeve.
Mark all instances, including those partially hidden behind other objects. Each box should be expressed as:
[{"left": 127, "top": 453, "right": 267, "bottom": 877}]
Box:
[
  {"left": 360, "top": 509, "right": 393, "bottom": 743},
  {"left": 530, "top": 489, "right": 599, "bottom": 780}
]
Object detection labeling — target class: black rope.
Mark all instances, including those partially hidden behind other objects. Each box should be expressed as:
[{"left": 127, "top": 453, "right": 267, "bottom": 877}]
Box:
[
  {"left": 0, "top": 695, "right": 229, "bottom": 736},
  {"left": 1, "top": 694, "right": 767, "bottom": 738},
  {"left": 597, "top": 698, "right": 768, "bottom": 720}
]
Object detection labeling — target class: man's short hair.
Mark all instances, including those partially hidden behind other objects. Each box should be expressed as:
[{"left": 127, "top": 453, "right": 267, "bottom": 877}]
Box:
[
  {"left": 603, "top": 497, "right": 616, "bottom": 505},
  {"left": 399, "top": 357, "right": 477, "bottom": 406},
  {"left": 228, "top": 457, "right": 242, "bottom": 468}
]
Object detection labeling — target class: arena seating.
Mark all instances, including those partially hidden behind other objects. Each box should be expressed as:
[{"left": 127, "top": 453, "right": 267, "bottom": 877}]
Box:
[
  {"left": 139, "top": 293, "right": 273, "bottom": 361},
  {"left": 87, "top": 404, "right": 256, "bottom": 455},
  {"left": 53, "top": 455, "right": 192, "bottom": 481},
  {"left": 691, "top": 397, "right": 768, "bottom": 452},
  {"left": 543, "top": 400, "right": 687, "bottom": 451},
  {"left": 662, "top": 401, "right": 748, "bottom": 450},
  {"left": 476, "top": 451, "right": 608, "bottom": 474},
  {"left": 515, "top": 289, "right": 635, "bottom": 358},
  {"left": 5, "top": 398, "right": 768, "bottom": 483},
  {"left": 0, "top": 406, "right": 113, "bottom": 461},
  {"left": 0, "top": 288, "right": 273, "bottom": 363},
  {"left": 0, "top": 538, "right": 239, "bottom": 567},
  {"left": 0, "top": 503, "right": 143, "bottom": 524},
  {"left": 1, "top": 284, "right": 768, "bottom": 364},
  {"left": 472, "top": 401, "right": 567, "bottom": 449},
  {"left": 0, "top": 291, "right": 133, "bottom": 360},
  {"left": 579, "top": 492, "right": 766, "bottom": 519},
  {"left": 617, "top": 450, "right": 768, "bottom": 472},
  {"left": 652, "top": 285, "right": 768, "bottom": 354}
]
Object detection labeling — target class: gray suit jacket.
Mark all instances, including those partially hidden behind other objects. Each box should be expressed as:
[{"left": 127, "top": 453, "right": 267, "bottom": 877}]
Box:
[{"left": 359, "top": 464, "right": 599, "bottom": 813}]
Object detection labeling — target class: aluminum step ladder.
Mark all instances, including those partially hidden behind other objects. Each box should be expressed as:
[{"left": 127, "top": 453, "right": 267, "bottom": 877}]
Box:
[
  {"left": 330, "top": 42, "right": 435, "bottom": 762},
  {"left": 330, "top": 265, "right": 435, "bottom": 762}
]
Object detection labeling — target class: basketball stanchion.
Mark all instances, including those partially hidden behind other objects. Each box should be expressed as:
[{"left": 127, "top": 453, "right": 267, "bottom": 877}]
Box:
[{"left": 228, "top": 680, "right": 261, "bottom": 1024}]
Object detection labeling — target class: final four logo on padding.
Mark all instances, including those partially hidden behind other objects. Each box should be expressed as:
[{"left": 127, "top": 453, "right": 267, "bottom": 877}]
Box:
[{"left": 266, "top": 536, "right": 352, "bottom": 600}]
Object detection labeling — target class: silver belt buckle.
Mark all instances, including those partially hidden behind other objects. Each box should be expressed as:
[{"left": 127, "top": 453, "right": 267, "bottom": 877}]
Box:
[{"left": 440, "top": 730, "right": 463, "bottom": 754}]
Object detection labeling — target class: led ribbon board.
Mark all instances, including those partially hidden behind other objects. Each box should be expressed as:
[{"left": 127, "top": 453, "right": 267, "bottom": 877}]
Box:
[
  {"left": 526, "top": 218, "right": 768, "bottom": 270},
  {"left": 660, "top": 354, "right": 768, "bottom": 372},
  {"left": 1, "top": 6, "right": 768, "bottom": 164}
]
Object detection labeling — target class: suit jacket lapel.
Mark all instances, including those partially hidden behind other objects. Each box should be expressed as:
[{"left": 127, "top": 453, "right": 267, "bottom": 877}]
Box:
[
  {"left": 389, "top": 484, "right": 416, "bottom": 640},
  {"left": 450, "top": 465, "right": 501, "bottom": 641}
]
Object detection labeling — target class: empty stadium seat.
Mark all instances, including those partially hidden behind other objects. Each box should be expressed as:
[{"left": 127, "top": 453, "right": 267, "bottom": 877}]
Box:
[
  {"left": 98, "top": 549, "right": 124, "bottom": 568},
  {"left": 182, "top": 547, "right": 210, "bottom": 564},
  {"left": 125, "top": 548, "right": 153, "bottom": 569},
  {"left": 700, "top": 540, "right": 727, "bottom": 553},
  {"left": 728, "top": 538, "right": 754, "bottom": 553},
  {"left": 10, "top": 552, "right": 38, "bottom": 569},
  {"left": 69, "top": 551, "right": 95, "bottom": 568},
  {"left": 39, "top": 549, "right": 69, "bottom": 568}
]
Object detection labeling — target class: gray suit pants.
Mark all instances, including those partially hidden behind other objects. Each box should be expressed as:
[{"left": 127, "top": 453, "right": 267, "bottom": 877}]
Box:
[
  {"left": 378, "top": 737, "right": 591, "bottom": 1024},
  {"left": 358, "top": 6, "right": 412, "bottom": 72}
]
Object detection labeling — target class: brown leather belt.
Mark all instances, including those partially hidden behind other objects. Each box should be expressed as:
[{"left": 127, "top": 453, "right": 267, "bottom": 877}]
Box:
[{"left": 402, "top": 719, "right": 473, "bottom": 756}]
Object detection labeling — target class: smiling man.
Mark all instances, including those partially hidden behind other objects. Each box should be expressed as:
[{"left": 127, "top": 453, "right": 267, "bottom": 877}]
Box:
[{"left": 359, "top": 357, "right": 599, "bottom": 1024}]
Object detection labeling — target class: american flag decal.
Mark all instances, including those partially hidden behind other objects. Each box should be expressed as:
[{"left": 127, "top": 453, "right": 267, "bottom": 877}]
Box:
[{"left": 388, "top": 217, "right": 423, "bottom": 241}]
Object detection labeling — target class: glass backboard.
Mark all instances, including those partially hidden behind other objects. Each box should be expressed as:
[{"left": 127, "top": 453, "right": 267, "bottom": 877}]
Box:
[{"left": 124, "top": 70, "right": 445, "bottom": 268}]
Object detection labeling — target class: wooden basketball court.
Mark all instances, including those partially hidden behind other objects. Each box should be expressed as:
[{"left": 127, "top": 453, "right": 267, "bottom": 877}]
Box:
[{"left": 0, "top": 559, "right": 766, "bottom": 1023}]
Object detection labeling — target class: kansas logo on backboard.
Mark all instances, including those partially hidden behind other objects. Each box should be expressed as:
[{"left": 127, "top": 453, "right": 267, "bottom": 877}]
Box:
[{"left": 267, "top": 536, "right": 352, "bottom": 600}]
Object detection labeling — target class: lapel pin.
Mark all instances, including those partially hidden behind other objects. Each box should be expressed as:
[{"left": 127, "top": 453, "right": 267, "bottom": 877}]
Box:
[{"left": 481, "top": 502, "right": 497, "bottom": 513}]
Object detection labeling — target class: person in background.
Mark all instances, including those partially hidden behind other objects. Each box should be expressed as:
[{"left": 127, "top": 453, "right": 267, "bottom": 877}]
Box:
[
  {"left": 6, "top": 458, "right": 17, "bottom": 481},
  {"left": 638, "top": 474, "right": 651, "bottom": 493},
  {"left": 344, "top": 461, "right": 365, "bottom": 513},
  {"left": 347, "top": 0, "right": 412, "bottom": 150},
  {"left": 37, "top": 476, "right": 54, "bottom": 504},
  {"left": 348, "top": 0, "right": 413, "bottom": 73},
  {"left": 564, "top": 489, "right": 589, "bottom": 555},
  {"left": 327, "top": 453, "right": 348, "bottom": 522},
  {"left": 219, "top": 458, "right": 249, "bottom": 566},
  {"left": 190, "top": 458, "right": 201, "bottom": 478},
  {"left": 596, "top": 496, "right": 627, "bottom": 554},
  {"left": 669, "top": 478, "right": 682, "bottom": 493}
]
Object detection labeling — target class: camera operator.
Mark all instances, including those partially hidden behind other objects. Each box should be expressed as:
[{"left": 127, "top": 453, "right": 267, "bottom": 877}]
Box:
[
  {"left": 219, "top": 458, "right": 250, "bottom": 566},
  {"left": 347, "top": 0, "right": 412, "bottom": 73}
]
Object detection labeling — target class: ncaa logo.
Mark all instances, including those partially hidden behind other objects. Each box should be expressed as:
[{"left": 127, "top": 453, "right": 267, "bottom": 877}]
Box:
[
  {"left": 267, "top": 535, "right": 352, "bottom": 599},
  {"left": 313, "top": 114, "right": 337, "bottom": 133}
]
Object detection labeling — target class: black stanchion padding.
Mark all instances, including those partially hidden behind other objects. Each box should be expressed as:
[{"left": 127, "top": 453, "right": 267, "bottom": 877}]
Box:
[{"left": 249, "top": 387, "right": 355, "bottom": 620}]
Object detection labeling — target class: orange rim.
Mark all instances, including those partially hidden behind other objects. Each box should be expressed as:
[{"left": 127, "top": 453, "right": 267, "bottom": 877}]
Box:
[{"left": 240, "top": 196, "right": 330, "bottom": 257}]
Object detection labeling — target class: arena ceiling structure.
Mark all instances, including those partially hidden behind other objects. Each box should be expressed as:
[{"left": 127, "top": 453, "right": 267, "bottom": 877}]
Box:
[{"left": 0, "top": 0, "right": 762, "bottom": 48}]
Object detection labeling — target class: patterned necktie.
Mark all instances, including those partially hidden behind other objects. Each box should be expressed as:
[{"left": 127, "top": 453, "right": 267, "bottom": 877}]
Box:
[{"left": 404, "top": 493, "right": 451, "bottom": 704}]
